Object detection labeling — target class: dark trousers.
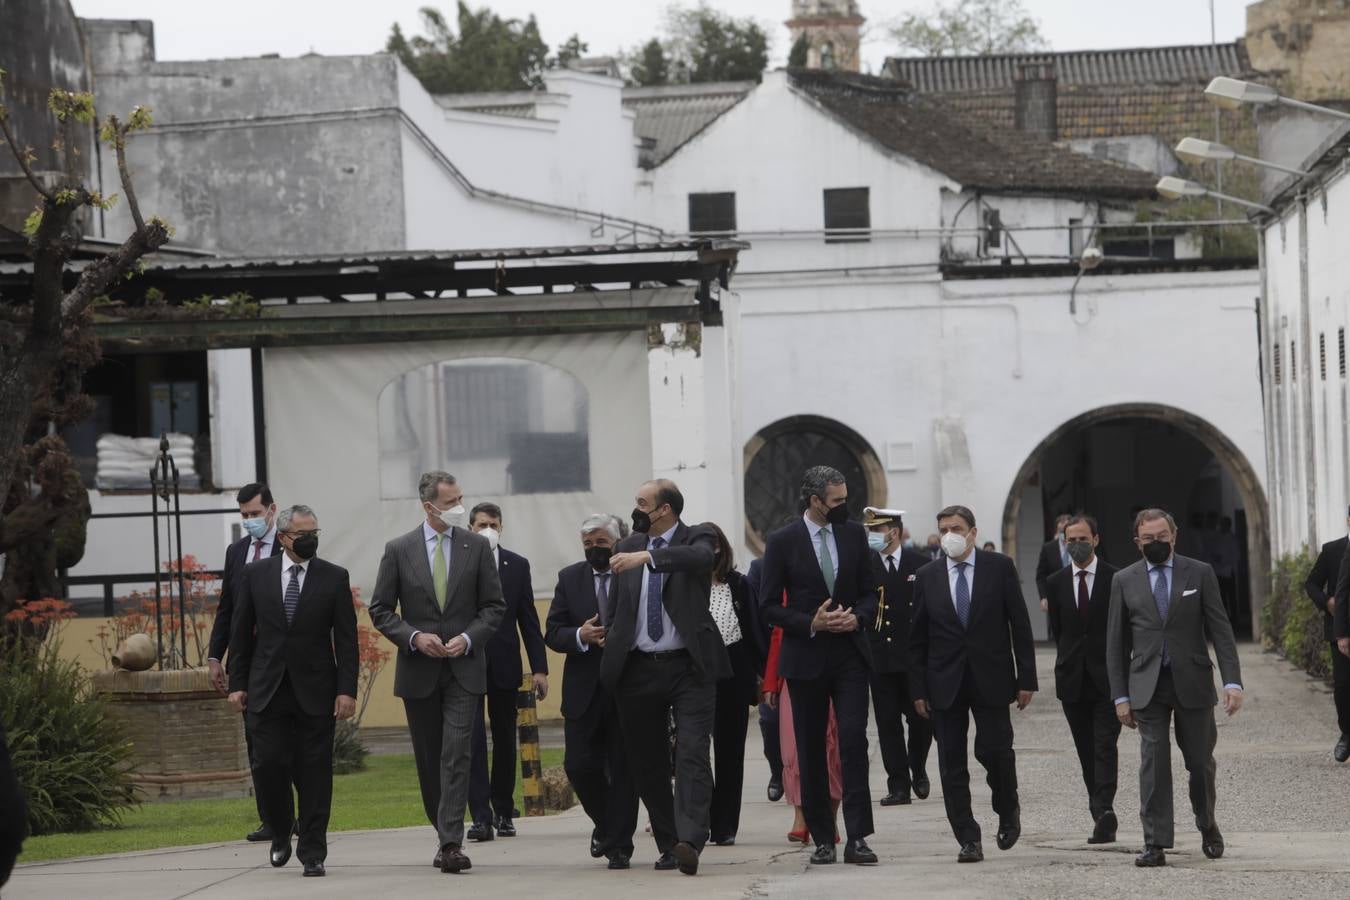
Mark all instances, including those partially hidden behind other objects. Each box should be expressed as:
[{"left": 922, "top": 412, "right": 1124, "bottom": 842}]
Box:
[
  {"left": 469, "top": 686, "right": 518, "bottom": 824},
  {"left": 403, "top": 662, "right": 479, "bottom": 848},
  {"left": 1060, "top": 690, "right": 1121, "bottom": 821},
  {"left": 614, "top": 651, "right": 715, "bottom": 853},
  {"left": 709, "top": 675, "right": 750, "bottom": 841},
  {"left": 870, "top": 670, "right": 932, "bottom": 796},
  {"left": 1331, "top": 642, "right": 1350, "bottom": 736},
  {"left": 758, "top": 700, "right": 783, "bottom": 782},
  {"left": 786, "top": 641, "right": 874, "bottom": 845},
  {"left": 247, "top": 677, "right": 335, "bottom": 864},
  {"left": 931, "top": 677, "right": 1019, "bottom": 846},
  {"left": 1133, "top": 669, "right": 1218, "bottom": 848},
  {"left": 564, "top": 691, "right": 638, "bottom": 856},
  {"left": 242, "top": 711, "right": 300, "bottom": 825},
  {"left": 0, "top": 722, "right": 27, "bottom": 888}
]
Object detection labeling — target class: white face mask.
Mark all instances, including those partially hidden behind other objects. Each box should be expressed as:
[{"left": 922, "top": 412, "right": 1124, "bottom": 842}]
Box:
[
  {"left": 940, "top": 531, "right": 970, "bottom": 559},
  {"left": 479, "top": 527, "right": 500, "bottom": 550},
  {"left": 429, "top": 503, "right": 466, "bottom": 530}
]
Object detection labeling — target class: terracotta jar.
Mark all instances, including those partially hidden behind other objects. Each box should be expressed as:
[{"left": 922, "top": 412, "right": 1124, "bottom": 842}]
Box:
[{"left": 112, "top": 633, "right": 156, "bottom": 671}]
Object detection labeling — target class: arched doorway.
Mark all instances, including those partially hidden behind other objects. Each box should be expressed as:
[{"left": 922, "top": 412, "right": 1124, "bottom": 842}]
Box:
[
  {"left": 743, "top": 415, "right": 886, "bottom": 554},
  {"left": 1002, "top": 403, "right": 1269, "bottom": 641}
]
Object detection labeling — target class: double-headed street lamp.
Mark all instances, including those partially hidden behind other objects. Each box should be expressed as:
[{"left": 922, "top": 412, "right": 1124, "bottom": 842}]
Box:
[
  {"left": 1154, "top": 175, "right": 1273, "bottom": 214},
  {"left": 1204, "top": 76, "right": 1350, "bottom": 121}
]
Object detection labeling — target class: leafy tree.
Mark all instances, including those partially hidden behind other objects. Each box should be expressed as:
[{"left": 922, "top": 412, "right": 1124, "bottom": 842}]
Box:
[
  {"left": 890, "top": 0, "right": 1048, "bottom": 57},
  {"left": 551, "top": 33, "right": 589, "bottom": 70},
  {"left": 630, "top": 38, "right": 670, "bottom": 87},
  {"left": 788, "top": 33, "right": 810, "bottom": 68},
  {"left": 627, "top": 4, "right": 770, "bottom": 87},
  {"left": 388, "top": 3, "right": 549, "bottom": 93}
]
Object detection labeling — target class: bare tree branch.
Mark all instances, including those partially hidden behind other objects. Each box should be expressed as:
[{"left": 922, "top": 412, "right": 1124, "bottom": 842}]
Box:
[
  {"left": 105, "top": 116, "right": 145, "bottom": 233},
  {"left": 60, "top": 218, "right": 169, "bottom": 320},
  {"left": 0, "top": 109, "right": 56, "bottom": 202}
]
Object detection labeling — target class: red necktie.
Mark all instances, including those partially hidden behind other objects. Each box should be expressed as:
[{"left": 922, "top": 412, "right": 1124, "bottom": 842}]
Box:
[
  {"left": 252, "top": 539, "right": 264, "bottom": 562},
  {"left": 1077, "top": 570, "right": 1090, "bottom": 617}
]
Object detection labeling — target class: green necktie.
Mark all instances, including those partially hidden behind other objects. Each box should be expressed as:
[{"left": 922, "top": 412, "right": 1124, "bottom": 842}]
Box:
[
  {"left": 433, "top": 533, "right": 448, "bottom": 611},
  {"left": 818, "top": 527, "right": 836, "bottom": 594}
]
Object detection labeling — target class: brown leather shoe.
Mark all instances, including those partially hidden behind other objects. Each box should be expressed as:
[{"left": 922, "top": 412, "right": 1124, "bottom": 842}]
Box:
[{"left": 440, "top": 845, "right": 471, "bottom": 873}]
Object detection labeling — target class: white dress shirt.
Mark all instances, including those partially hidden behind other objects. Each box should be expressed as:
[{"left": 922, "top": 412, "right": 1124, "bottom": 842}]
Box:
[
  {"left": 280, "top": 554, "right": 309, "bottom": 595},
  {"left": 945, "top": 548, "right": 977, "bottom": 613},
  {"left": 878, "top": 548, "right": 902, "bottom": 573},
  {"left": 634, "top": 522, "right": 684, "bottom": 652},
  {"left": 1072, "top": 554, "right": 1098, "bottom": 598}
]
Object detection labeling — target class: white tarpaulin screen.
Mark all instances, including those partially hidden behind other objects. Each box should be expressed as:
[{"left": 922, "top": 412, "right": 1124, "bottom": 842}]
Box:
[{"left": 262, "top": 329, "right": 653, "bottom": 598}]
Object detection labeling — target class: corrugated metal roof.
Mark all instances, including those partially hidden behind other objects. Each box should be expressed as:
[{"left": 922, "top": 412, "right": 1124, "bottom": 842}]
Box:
[
  {"left": 884, "top": 42, "right": 1251, "bottom": 91},
  {"left": 622, "top": 82, "right": 755, "bottom": 167}
]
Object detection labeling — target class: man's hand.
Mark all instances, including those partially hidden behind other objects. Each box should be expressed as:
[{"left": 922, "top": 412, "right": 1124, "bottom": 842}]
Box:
[
  {"left": 1329, "top": 596, "right": 1338, "bottom": 615},
  {"left": 914, "top": 698, "right": 930, "bottom": 719},
  {"left": 762, "top": 690, "right": 778, "bottom": 710},
  {"left": 578, "top": 614, "right": 607, "bottom": 647},
  {"left": 609, "top": 551, "right": 652, "bottom": 575},
  {"left": 532, "top": 673, "right": 549, "bottom": 701},
  {"left": 1016, "top": 690, "right": 1035, "bottom": 711},
  {"left": 810, "top": 599, "right": 833, "bottom": 633},
  {"left": 1223, "top": 687, "right": 1244, "bottom": 717},
  {"left": 1116, "top": 700, "right": 1136, "bottom": 729},
  {"left": 334, "top": 694, "right": 356, "bottom": 720},
  {"left": 825, "top": 607, "right": 859, "bottom": 633},
  {"left": 1039, "top": 597, "right": 1049, "bottom": 612},
  {"left": 446, "top": 634, "right": 469, "bottom": 658},
  {"left": 1339, "top": 637, "right": 1350, "bottom": 658},
  {"left": 414, "top": 632, "right": 451, "bottom": 657},
  {"left": 228, "top": 690, "right": 248, "bottom": 714},
  {"left": 207, "top": 659, "right": 228, "bottom": 695}
]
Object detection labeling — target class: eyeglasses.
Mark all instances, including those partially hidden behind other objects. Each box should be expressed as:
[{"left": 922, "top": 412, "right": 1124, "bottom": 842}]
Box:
[
  {"left": 1136, "top": 535, "right": 1171, "bottom": 544},
  {"left": 282, "top": 529, "right": 321, "bottom": 539}
]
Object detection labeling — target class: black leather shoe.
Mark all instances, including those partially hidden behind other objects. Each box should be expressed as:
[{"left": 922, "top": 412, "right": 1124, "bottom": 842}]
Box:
[
  {"left": 844, "top": 838, "right": 878, "bottom": 864},
  {"left": 879, "top": 791, "right": 912, "bottom": 806},
  {"left": 432, "top": 850, "right": 443, "bottom": 868},
  {"left": 1135, "top": 845, "right": 1167, "bottom": 867},
  {"left": 913, "top": 774, "right": 931, "bottom": 800},
  {"left": 607, "top": 851, "right": 631, "bottom": 870},
  {"left": 466, "top": 821, "right": 494, "bottom": 842},
  {"left": 708, "top": 834, "right": 736, "bottom": 846},
  {"left": 495, "top": 816, "right": 516, "bottom": 837},
  {"left": 810, "top": 843, "right": 837, "bottom": 865},
  {"left": 246, "top": 823, "right": 273, "bottom": 843},
  {"left": 1088, "top": 809, "right": 1118, "bottom": 844},
  {"left": 957, "top": 841, "right": 983, "bottom": 863},
  {"left": 767, "top": 777, "right": 784, "bottom": 802},
  {"left": 1201, "top": 828, "right": 1225, "bottom": 859},
  {"left": 672, "top": 841, "right": 699, "bottom": 875},
  {"left": 654, "top": 851, "right": 678, "bottom": 871},
  {"left": 302, "top": 861, "right": 325, "bottom": 877},
  {"left": 1335, "top": 733, "right": 1350, "bottom": 763},
  {"left": 590, "top": 830, "right": 605, "bottom": 859},
  {"left": 269, "top": 836, "right": 292, "bottom": 868},
  {"left": 996, "top": 813, "right": 1021, "bottom": 851},
  {"left": 440, "top": 845, "right": 471, "bottom": 873}
]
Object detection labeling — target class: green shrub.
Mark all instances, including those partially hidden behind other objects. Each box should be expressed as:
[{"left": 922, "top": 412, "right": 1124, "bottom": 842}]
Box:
[
  {"left": 0, "top": 637, "right": 137, "bottom": 835},
  {"left": 1264, "top": 546, "right": 1330, "bottom": 680},
  {"left": 331, "top": 720, "right": 370, "bottom": 776}
]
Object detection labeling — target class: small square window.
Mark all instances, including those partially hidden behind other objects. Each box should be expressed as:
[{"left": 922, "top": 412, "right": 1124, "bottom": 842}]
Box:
[
  {"left": 688, "top": 192, "right": 736, "bottom": 236},
  {"left": 824, "top": 187, "right": 870, "bottom": 243}
]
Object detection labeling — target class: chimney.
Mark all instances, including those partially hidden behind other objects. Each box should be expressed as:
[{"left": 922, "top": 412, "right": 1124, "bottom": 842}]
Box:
[{"left": 1014, "top": 62, "right": 1057, "bottom": 141}]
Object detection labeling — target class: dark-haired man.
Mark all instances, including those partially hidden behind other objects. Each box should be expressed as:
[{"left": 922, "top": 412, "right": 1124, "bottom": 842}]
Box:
[
  {"left": 1045, "top": 515, "right": 1120, "bottom": 843},
  {"left": 1305, "top": 506, "right": 1350, "bottom": 762},
  {"left": 208, "top": 482, "right": 287, "bottom": 842},
  {"left": 909, "top": 505, "right": 1037, "bottom": 864}
]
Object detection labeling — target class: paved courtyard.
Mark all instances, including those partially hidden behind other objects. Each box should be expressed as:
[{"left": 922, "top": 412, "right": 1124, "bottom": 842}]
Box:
[{"left": 10, "top": 645, "right": 1350, "bottom": 899}]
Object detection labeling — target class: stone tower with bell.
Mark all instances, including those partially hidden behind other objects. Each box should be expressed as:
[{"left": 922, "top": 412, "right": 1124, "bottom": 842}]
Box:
[{"left": 786, "top": 1, "right": 866, "bottom": 72}]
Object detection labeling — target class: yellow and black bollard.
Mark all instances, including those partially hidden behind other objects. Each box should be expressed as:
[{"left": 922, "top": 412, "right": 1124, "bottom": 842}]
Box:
[{"left": 517, "top": 675, "right": 544, "bottom": 817}]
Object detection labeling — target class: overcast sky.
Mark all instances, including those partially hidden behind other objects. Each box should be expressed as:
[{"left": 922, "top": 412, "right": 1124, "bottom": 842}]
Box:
[{"left": 68, "top": 1, "right": 1251, "bottom": 72}]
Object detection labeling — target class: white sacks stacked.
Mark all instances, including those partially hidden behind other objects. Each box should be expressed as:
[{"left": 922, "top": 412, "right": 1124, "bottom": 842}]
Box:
[{"left": 95, "top": 433, "right": 199, "bottom": 490}]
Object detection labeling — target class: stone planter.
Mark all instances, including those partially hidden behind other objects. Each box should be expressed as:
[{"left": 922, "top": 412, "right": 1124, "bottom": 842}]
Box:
[{"left": 92, "top": 666, "right": 250, "bottom": 802}]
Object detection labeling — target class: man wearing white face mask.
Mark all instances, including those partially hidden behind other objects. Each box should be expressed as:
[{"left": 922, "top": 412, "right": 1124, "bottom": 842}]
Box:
[
  {"left": 369, "top": 471, "right": 505, "bottom": 874},
  {"left": 466, "top": 502, "right": 549, "bottom": 841}
]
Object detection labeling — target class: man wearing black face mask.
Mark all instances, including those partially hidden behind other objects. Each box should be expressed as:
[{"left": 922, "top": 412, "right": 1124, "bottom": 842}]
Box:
[
  {"left": 228, "top": 505, "right": 358, "bottom": 878},
  {"left": 544, "top": 514, "right": 639, "bottom": 870},
  {"left": 1045, "top": 515, "right": 1120, "bottom": 844},
  {"left": 1107, "top": 508, "right": 1242, "bottom": 868}
]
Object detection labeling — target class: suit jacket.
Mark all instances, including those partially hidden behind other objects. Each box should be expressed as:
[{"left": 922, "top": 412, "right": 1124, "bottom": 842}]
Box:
[
  {"left": 544, "top": 560, "right": 609, "bottom": 720},
  {"left": 483, "top": 547, "right": 549, "bottom": 691},
  {"left": 1046, "top": 559, "right": 1117, "bottom": 701},
  {"left": 1106, "top": 554, "right": 1241, "bottom": 710},
  {"left": 758, "top": 519, "right": 879, "bottom": 680},
  {"left": 1035, "top": 537, "right": 1069, "bottom": 600},
  {"left": 209, "top": 532, "right": 284, "bottom": 661},
  {"left": 1334, "top": 539, "right": 1350, "bottom": 639},
  {"left": 722, "top": 568, "right": 761, "bottom": 706},
  {"left": 1306, "top": 536, "right": 1347, "bottom": 642},
  {"left": 227, "top": 554, "right": 358, "bottom": 717},
  {"left": 868, "top": 548, "right": 929, "bottom": 674},
  {"left": 743, "top": 558, "right": 773, "bottom": 668},
  {"left": 598, "top": 522, "right": 732, "bottom": 692},
  {"left": 908, "top": 550, "right": 1038, "bottom": 710},
  {"left": 368, "top": 524, "right": 506, "bottom": 698}
]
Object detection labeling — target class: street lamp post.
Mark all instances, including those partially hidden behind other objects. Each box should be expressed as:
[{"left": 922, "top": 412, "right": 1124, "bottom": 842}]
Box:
[{"left": 1154, "top": 176, "right": 1274, "bottom": 215}]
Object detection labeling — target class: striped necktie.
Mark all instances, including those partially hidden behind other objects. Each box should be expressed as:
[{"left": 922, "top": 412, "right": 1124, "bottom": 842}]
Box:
[{"left": 284, "top": 564, "right": 302, "bottom": 624}]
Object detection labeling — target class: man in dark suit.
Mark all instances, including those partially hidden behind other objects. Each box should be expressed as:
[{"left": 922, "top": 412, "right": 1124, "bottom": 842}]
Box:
[
  {"left": 1036, "top": 514, "right": 1072, "bottom": 627},
  {"left": 368, "top": 471, "right": 506, "bottom": 874},
  {"left": 466, "top": 503, "right": 549, "bottom": 841},
  {"left": 1045, "top": 514, "right": 1121, "bottom": 843},
  {"left": 909, "top": 504, "right": 1037, "bottom": 864},
  {"left": 759, "top": 466, "right": 880, "bottom": 867},
  {"left": 744, "top": 557, "right": 783, "bottom": 801},
  {"left": 545, "top": 513, "right": 639, "bottom": 870},
  {"left": 599, "top": 479, "right": 730, "bottom": 876},
  {"left": 206, "top": 482, "right": 288, "bottom": 842},
  {"left": 228, "top": 504, "right": 358, "bottom": 878},
  {"left": 1305, "top": 507, "right": 1350, "bottom": 762},
  {"left": 0, "top": 722, "right": 26, "bottom": 889},
  {"left": 863, "top": 506, "right": 932, "bottom": 807},
  {"left": 1107, "top": 507, "right": 1243, "bottom": 868},
  {"left": 1337, "top": 537, "right": 1350, "bottom": 690}
]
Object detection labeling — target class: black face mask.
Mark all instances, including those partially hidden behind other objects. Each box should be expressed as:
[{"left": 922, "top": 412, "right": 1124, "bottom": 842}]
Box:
[
  {"left": 825, "top": 502, "right": 849, "bottom": 527},
  {"left": 1141, "top": 540, "right": 1171, "bottom": 565},
  {"left": 631, "top": 507, "right": 652, "bottom": 535},
  {"left": 290, "top": 533, "right": 319, "bottom": 560},
  {"left": 1066, "top": 540, "right": 1095, "bottom": 566},
  {"left": 585, "top": 546, "right": 613, "bottom": 571}
]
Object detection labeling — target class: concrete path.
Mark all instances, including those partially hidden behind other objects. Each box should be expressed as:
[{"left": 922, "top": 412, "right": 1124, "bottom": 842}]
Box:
[{"left": 10, "top": 645, "right": 1350, "bottom": 899}]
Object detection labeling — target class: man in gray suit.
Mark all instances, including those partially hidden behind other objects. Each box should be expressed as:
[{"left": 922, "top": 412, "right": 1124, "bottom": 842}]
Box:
[
  {"left": 369, "top": 471, "right": 505, "bottom": 874},
  {"left": 1106, "top": 507, "right": 1243, "bottom": 869}
]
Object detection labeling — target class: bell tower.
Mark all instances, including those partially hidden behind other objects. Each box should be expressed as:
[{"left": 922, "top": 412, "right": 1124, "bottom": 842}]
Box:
[{"left": 786, "top": 1, "right": 866, "bottom": 73}]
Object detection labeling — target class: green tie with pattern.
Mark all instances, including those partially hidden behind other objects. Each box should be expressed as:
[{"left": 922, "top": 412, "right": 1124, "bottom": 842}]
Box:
[
  {"left": 433, "top": 533, "right": 448, "bottom": 611},
  {"left": 818, "top": 527, "right": 835, "bottom": 594}
]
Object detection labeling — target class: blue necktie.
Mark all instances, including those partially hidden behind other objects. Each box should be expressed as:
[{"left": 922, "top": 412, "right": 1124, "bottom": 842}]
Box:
[
  {"left": 284, "top": 563, "right": 302, "bottom": 624},
  {"left": 954, "top": 562, "right": 971, "bottom": 628},
  {"left": 1152, "top": 565, "right": 1171, "bottom": 666},
  {"left": 646, "top": 537, "right": 667, "bottom": 642}
]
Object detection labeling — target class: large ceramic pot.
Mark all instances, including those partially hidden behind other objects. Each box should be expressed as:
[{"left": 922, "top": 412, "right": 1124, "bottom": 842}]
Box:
[{"left": 111, "top": 633, "right": 156, "bottom": 671}]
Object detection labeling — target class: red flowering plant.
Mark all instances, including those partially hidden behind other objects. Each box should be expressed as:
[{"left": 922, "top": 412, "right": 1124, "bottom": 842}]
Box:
[
  {"left": 332, "top": 587, "right": 391, "bottom": 773},
  {"left": 3, "top": 597, "right": 78, "bottom": 647},
  {"left": 91, "top": 555, "right": 220, "bottom": 670}
]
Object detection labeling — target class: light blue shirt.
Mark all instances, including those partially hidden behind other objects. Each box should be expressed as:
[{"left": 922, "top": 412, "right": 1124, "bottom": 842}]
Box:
[
  {"left": 803, "top": 513, "right": 839, "bottom": 584},
  {"left": 410, "top": 520, "right": 470, "bottom": 653},
  {"left": 634, "top": 522, "right": 683, "bottom": 652},
  {"left": 946, "top": 548, "right": 976, "bottom": 613}
]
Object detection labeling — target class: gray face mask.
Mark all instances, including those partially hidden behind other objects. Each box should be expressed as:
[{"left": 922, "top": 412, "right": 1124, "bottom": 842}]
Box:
[{"left": 1066, "top": 539, "right": 1094, "bottom": 566}]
